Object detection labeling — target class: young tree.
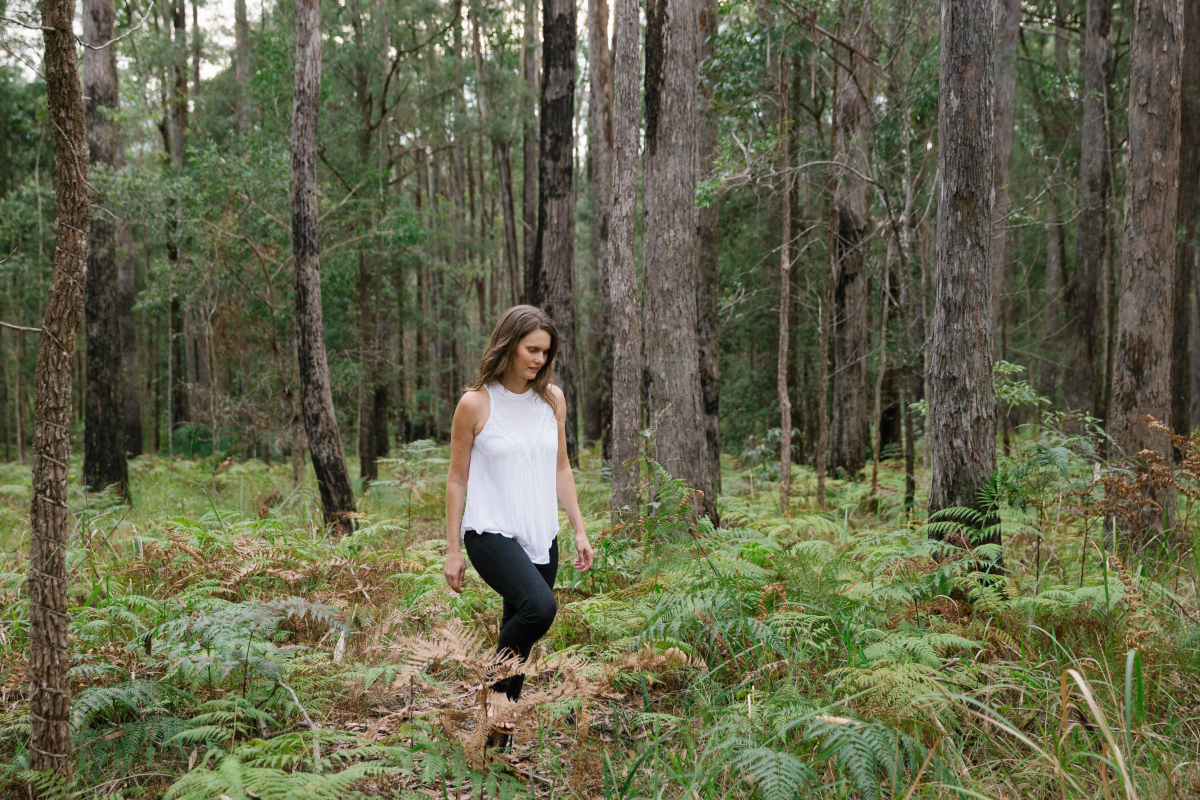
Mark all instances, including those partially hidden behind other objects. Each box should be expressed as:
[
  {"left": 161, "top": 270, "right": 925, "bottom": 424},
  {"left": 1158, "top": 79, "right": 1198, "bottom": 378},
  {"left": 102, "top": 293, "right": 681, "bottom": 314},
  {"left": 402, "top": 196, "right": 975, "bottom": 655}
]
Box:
[
  {"left": 1108, "top": 0, "right": 1181, "bottom": 529},
  {"left": 609, "top": 0, "right": 641, "bottom": 520},
  {"left": 643, "top": 0, "right": 717, "bottom": 522},
  {"left": 928, "top": 0, "right": 997, "bottom": 543},
  {"left": 27, "top": 0, "right": 91, "bottom": 780},
  {"left": 292, "top": 0, "right": 358, "bottom": 534},
  {"left": 533, "top": 0, "right": 578, "bottom": 461},
  {"left": 1066, "top": 0, "right": 1112, "bottom": 419},
  {"left": 83, "top": 0, "right": 130, "bottom": 492}
]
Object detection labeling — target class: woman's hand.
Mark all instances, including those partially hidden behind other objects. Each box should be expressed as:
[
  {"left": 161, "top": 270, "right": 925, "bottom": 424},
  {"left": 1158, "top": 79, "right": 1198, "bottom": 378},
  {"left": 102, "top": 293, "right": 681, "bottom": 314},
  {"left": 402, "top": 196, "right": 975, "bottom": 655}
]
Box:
[
  {"left": 573, "top": 531, "right": 594, "bottom": 571},
  {"left": 445, "top": 550, "right": 467, "bottom": 593}
]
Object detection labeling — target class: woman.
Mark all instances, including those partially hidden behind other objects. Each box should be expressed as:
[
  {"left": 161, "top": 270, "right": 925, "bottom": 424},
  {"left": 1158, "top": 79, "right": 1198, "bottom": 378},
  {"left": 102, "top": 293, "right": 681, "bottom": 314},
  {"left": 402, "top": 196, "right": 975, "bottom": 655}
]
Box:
[{"left": 444, "top": 305, "right": 594, "bottom": 745}]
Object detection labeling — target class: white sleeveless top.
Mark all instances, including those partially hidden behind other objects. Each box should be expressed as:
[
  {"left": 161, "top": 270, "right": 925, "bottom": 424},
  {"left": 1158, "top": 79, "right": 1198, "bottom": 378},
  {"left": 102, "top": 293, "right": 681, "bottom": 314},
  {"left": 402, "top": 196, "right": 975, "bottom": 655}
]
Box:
[{"left": 460, "top": 382, "right": 561, "bottom": 564}]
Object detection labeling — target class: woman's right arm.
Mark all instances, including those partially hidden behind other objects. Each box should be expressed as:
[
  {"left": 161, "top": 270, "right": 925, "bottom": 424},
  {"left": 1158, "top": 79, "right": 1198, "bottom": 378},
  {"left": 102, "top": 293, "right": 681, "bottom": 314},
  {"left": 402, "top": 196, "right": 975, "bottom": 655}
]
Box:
[{"left": 445, "top": 392, "right": 480, "bottom": 593}]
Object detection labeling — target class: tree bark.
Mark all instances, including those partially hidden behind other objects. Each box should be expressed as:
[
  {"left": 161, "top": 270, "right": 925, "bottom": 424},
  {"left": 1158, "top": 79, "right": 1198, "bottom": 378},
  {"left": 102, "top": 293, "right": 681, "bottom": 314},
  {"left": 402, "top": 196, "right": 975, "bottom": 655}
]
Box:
[
  {"left": 610, "top": 0, "right": 642, "bottom": 520},
  {"left": 585, "top": 0, "right": 614, "bottom": 452},
  {"left": 643, "top": 0, "right": 717, "bottom": 522},
  {"left": 697, "top": 0, "right": 721, "bottom": 494},
  {"left": 1172, "top": 0, "right": 1200, "bottom": 438},
  {"left": 989, "top": 0, "right": 1020, "bottom": 342},
  {"left": 829, "top": 21, "right": 873, "bottom": 478},
  {"left": 533, "top": 0, "right": 578, "bottom": 462},
  {"left": 1108, "top": 0, "right": 1181, "bottom": 531},
  {"left": 292, "top": 0, "right": 358, "bottom": 534},
  {"left": 83, "top": 0, "right": 131, "bottom": 492},
  {"left": 522, "top": 0, "right": 539, "bottom": 302},
  {"left": 928, "top": 0, "right": 998, "bottom": 547},
  {"left": 777, "top": 54, "right": 792, "bottom": 514},
  {"left": 118, "top": 231, "right": 141, "bottom": 455},
  {"left": 235, "top": 0, "right": 250, "bottom": 133},
  {"left": 28, "top": 0, "right": 91, "bottom": 779}
]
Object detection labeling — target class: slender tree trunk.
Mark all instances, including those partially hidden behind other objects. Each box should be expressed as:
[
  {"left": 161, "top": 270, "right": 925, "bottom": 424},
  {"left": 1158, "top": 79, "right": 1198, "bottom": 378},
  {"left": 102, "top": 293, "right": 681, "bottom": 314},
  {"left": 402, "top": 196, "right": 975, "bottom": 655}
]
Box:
[
  {"left": 1066, "top": 0, "right": 1112, "bottom": 418},
  {"left": 1172, "top": 0, "right": 1200, "bottom": 438},
  {"left": 118, "top": 230, "right": 141, "bottom": 455},
  {"left": 496, "top": 143, "right": 521, "bottom": 305},
  {"left": 235, "top": 0, "right": 250, "bottom": 132},
  {"left": 870, "top": 267, "right": 890, "bottom": 497},
  {"left": 816, "top": 270, "right": 832, "bottom": 508},
  {"left": 1108, "top": 0, "right": 1181, "bottom": 533},
  {"left": 643, "top": 0, "right": 716, "bottom": 522},
  {"left": 777, "top": 55, "right": 792, "bottom": 514},
  {"left": 610, "top": 0, "right": 641, "bottom": 520},
  {"left": 292, "top": 0, "right": 358, "bottom": 534},
  {"left": 697, "top": 0, "right": 721, "bottom": 495},
  {"left": 522, "top": 0, "right": 539, "bottom": 301},
  {"left": 989, "top": 0, "right": 1019, "bottom": 342},
  {"left": 533, "top": 0, "right": 578, "bottom": 462},
  {"left": 928, "top": 0, "right": 998, "bottom": 557},
  {"left": 83, "top": 0, "right": 130, "bottom": 492},
  {"left": 829, "top": 20, "right": 872, "bottom": 478},
  {"left": 586, "top": 0, "right": 613, "bottom": 452},
  {"left": 28, "top": 0, "right": 90, "bottom": 780}
]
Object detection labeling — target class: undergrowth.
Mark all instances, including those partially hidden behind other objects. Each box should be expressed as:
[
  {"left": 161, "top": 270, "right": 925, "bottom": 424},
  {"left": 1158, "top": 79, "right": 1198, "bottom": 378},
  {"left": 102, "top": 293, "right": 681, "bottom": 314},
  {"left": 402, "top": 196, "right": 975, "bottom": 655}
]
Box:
[{"left": 2, "top": 420, "right": 1199, "bottom": 799}]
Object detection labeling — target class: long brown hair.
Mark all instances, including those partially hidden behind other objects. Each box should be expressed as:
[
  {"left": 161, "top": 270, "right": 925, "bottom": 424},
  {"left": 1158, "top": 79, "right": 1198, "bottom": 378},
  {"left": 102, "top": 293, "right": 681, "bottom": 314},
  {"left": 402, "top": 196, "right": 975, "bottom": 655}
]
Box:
[{"left": 471, "top": 305, "right": 559, "bottom": 408}]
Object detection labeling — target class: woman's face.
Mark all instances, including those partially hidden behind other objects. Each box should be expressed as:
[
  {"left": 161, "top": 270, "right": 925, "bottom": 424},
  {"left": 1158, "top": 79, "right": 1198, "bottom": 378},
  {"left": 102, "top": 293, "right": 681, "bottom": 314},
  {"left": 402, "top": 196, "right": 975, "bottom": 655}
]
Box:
[{"left": 510, "top": 329, "right": 552, "bottom": 382}]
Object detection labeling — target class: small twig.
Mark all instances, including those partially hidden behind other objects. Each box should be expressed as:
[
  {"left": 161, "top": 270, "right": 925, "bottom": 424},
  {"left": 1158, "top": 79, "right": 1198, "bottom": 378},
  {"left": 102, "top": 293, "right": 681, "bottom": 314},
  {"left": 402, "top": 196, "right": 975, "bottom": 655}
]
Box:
[
  {"left": 0, "top": 320, "right": 40, "bottom": 333},
  {"left": 80, "top": 1, "right": 153, "bottom": 49},
  {"left": 280, "top": 681, "right": 322, "bottom": 773}
]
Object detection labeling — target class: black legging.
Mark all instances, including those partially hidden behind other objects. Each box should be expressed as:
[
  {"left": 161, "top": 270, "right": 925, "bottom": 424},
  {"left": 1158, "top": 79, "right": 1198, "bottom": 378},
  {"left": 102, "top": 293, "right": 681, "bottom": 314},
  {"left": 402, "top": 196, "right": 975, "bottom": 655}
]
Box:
[{"left": 463, "top": 530, "right": 559, "bottom": 700}]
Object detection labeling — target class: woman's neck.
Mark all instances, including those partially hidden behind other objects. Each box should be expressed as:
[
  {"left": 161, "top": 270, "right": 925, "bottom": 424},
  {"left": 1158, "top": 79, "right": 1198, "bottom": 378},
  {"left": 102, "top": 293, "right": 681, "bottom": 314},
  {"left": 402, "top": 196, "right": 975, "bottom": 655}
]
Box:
[{"left": 498, "top": 372, "right": 533, "bottom": 394}]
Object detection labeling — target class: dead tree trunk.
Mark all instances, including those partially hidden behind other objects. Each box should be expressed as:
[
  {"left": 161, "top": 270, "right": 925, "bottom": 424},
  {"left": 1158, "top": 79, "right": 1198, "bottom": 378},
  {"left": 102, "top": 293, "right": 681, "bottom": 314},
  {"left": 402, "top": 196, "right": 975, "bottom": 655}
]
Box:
[
  {"left": 643, "top": 0, "right": 717, "bottom": 522},
  {"left": 533, "top": 0, "right": 578, "bottom": 462},
  {"left": 928, "top": 0, "right": 998, "bottom": 556},
  {"left": 609, "top": 0, "right": 641, "bottom": 520},
  {"left": 83, "top": 0, "right": 130, "bottom": 492},
  {"left": 1172, "top": 0, "right": 1200, "bottom": 438},
  {"left": 697, "top": 0, "right": 721, "bottom": 494},
  {"left": 1108, "top": 0, "right": 1181, "bottom": 532},
  {"left": 292, "top": 0, "right": 358, "bottom": 534},
  {"left": 28, "top": 0, "right": 91, "bottom": 780}
]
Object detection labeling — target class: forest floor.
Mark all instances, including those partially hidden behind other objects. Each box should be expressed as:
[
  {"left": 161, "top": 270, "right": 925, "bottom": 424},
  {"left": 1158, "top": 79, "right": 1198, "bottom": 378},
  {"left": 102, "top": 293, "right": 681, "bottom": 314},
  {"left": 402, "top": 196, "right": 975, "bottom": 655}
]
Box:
[{"left": 1, "top": 428, "right": 1199, "bottom": 799}]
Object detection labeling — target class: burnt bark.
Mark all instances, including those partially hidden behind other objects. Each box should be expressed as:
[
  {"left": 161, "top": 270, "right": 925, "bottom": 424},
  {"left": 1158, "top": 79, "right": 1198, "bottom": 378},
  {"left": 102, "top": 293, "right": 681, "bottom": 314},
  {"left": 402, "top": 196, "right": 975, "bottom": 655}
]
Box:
[
  {"left": 292, "top": 0, "right": 358, "bottom": 534},
  {"left": 533, "top": 0, "right": 578, "bottom": 462},
  {"left": 928, "top": 0, "right": 998, "bottom": 549},
  {"left": 28, "top": 0, "right": 91, "bottom": 779},
  {"left": 643, "top": 0, "right": 717, "bottom": 522},
  {"left": 83, "top": 0, "right": 130, "bottom": 491},
  {"left": 1172, "top": 0, "right": 1200, "bottom": 438},
  {"left": 697, "top": 0, "right": 721, "bottom": 494},
  {"left": 610, "top": 0, "right": 642, "bottom": 520},
  {"left": 1108, "top": 0, "right": 1181, "bottom": 531}
]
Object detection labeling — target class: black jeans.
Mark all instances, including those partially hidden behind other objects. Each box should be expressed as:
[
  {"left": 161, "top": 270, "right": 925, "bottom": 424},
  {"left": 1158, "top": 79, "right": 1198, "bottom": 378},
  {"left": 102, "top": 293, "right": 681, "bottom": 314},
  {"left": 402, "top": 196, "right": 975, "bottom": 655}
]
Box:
[{"left": 463, "top": 530, "right": 559, "bottom": 700}]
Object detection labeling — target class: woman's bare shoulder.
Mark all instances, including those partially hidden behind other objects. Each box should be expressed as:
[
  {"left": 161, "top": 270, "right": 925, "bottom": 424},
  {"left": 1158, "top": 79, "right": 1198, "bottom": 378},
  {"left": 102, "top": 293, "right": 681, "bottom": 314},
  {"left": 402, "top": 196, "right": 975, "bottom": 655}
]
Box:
[{"left": 455, "top": 387, "right": 490, "bottom": 422}]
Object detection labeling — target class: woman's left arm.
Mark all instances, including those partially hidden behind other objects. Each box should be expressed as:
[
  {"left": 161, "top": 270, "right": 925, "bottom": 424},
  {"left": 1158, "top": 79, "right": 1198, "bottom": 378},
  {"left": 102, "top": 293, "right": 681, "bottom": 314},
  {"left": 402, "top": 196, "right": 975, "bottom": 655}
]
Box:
[{"left": 553, "top": 386, "right": 594, "bottom": 571}]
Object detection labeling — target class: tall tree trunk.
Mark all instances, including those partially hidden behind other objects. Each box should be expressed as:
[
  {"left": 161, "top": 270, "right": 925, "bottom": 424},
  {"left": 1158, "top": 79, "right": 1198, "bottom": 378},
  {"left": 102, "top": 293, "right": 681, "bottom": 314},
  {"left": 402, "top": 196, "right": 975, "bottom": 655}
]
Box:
[
  {"left": 118, "top": 231, "right": 141, "bottom": 455},
  {"left": 829, "top": 22, "right": 873, "bottom": 478},
  {"left": 1108, "top": 0, "right": 1181, "bottom": 532},
  {"left": 643, "top": 0, "right": 717, "bottom": 522},
  {"left": 1172, "top": 0, "right": 1200, "bottom": 438},
  {"left": 83, "top": 0, "right": 130, "bottom": 492},
  {"left": 533, "top": 0, "right": 578, "bottom": 462},
  {"left": 585, "top": 0, "right": 614, "bottom": 452},
  {"left": 990, "top": 0, "right": 1020, "bottom": 342},
  {"left": 28, "top": 0, "right": 90, "bottom": 780},
  {"left": 697, "top": 0, "right": 721, "bottom": 494},
  {"left": 870, "top": 267, "right": 891, "bottom": 497},
  {"left": 292, "top": 0, "right": 358, "bottom": 534},
  {"left": 234, "top": 0, "right": 250, "bottom": 132},
  {"left": 777, "top": 55, "right": 792, "bottom": 514},
  {"left": 610, "top": 0, "right": 642, "bottom": 520},
  {"left": 928, "top": 0, "right": 998, "bottom": 557},
  {"left": 522, "top": 0, "right": 539, "bottom": 301},
  {"left": 1066, "top": 0, "right": 1112, "bottom": 418}
]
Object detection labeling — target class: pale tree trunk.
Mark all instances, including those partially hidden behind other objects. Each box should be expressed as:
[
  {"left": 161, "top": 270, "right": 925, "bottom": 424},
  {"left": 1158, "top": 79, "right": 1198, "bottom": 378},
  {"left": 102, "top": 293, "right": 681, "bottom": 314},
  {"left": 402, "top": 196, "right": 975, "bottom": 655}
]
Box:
[
  {"left": 585, "top": 0, "right": 613, "bottom": 450},
  {"left": 697, "top": 0, "right": 721, "bottom": 495},
  {"left": 929, "top": 0, "right": 998, "bottom": 556},
  {"left": 1108, "top": 0, "right": 1181, "bottom": 533},
  {"left": 643, "top": 0, "right": 716, "bottom": 522},
  {"left": 292, "top": 0, "right": 358, "bottom": 534},
  {"left": 83, "top": 0, "right": 130, "bottom": 492},
  {"left": 829, "top": 20, "right": 872, "bottom": 478},
  {"left": 989, "top": 0, "right": 1019, "bottom": 341},
  {"left": 1066, "top": 0, "right": 1112, "bottom": 418},
  {"left": 610, "top": 0, "right": 641, "bottom": 520},
  {"left": 534, "top": 0, "right": 578, "bottom": 462},
  {"left": 777, "top": 54, "right": 792, "bottom": 515},
  {"left": 28, "top": 0, "right": 90, "bottom": 780},
  {"left": 1171, "top": 0, "right": 1200, "bottom": 438},
  {"left": 522, "top": 0, "right": 539, "bottom": 301},
  {"left": 235, "top": 0, "right": 250, "bottom": 132}
]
